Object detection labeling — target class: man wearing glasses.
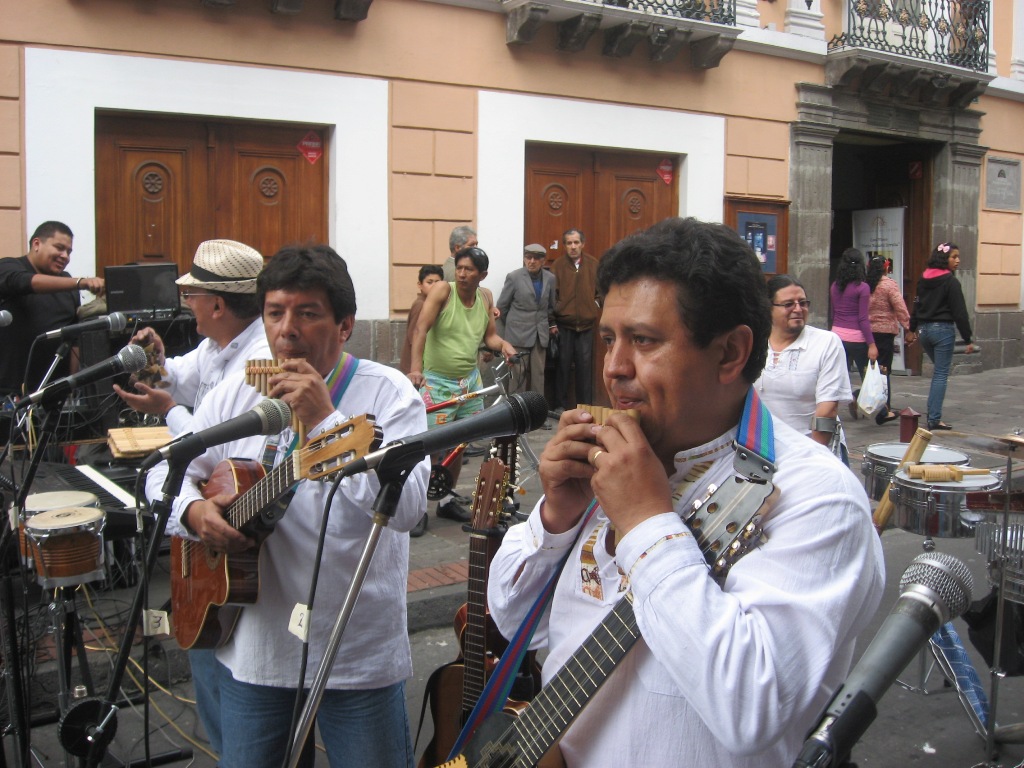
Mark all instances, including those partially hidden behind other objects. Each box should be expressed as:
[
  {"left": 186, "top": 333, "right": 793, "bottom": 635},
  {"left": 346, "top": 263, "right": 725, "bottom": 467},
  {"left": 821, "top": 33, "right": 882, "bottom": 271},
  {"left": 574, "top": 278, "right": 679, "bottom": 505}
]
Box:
[
  {"left": 496, "top": 243, "right": 557, "bottom": 403},
  {"left": 753, "top": 274, "right": 853, "bottom": 458}
]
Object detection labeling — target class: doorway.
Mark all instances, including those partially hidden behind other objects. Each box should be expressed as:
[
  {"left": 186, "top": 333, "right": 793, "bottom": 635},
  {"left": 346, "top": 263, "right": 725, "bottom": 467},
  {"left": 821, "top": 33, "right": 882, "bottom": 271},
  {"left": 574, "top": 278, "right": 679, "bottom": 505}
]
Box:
[
  {"left": 95, "top": 114, "right": 329, "bottom": 276},
  {"left": 524, "top": 143, "right": 679, "bottom": 407}
]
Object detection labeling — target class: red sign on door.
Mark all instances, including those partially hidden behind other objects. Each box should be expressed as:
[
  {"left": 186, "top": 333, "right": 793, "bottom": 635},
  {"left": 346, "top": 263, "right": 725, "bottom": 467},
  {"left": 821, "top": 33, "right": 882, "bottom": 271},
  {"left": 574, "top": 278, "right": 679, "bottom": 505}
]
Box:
[
  {"left": 908, "top": 160, "right": 923, "bottom": 180},
  {"left": 656, "top": 158, "right": 674, "bottom": 185},
  {"left": 297, "top": 131, "right": 323, "bottom": 165}
]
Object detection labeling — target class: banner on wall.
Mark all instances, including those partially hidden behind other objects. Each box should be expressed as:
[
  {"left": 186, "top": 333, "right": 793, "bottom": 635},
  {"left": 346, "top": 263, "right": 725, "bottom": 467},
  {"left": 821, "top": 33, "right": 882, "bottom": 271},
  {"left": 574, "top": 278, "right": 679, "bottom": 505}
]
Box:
[{"left": 852, "top": 207, "right": 907, "bottom": 373}]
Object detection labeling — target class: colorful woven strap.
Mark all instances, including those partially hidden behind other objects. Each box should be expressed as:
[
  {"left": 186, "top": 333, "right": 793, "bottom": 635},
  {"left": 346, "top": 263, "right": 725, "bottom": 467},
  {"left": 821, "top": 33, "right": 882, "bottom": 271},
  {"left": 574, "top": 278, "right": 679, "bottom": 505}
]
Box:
[{"left": 736, "top": 387, "right": 775, "bottom": 464}]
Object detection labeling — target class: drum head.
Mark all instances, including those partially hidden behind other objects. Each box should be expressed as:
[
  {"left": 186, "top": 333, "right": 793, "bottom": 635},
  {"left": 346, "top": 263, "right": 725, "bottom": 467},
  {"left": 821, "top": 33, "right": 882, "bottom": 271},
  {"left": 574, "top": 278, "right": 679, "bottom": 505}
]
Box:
[
  {"left": 26, "top": 507, "right": 105, "bottom": 532},
  {"left": 24, "top": 491, "right": 98, "bottom": 513},
  {"left": 893, "top": 469, "right": 1002, "bottom": 493},
  {"left": 867, "top": 443, "right": 969, "bottom": 465}
]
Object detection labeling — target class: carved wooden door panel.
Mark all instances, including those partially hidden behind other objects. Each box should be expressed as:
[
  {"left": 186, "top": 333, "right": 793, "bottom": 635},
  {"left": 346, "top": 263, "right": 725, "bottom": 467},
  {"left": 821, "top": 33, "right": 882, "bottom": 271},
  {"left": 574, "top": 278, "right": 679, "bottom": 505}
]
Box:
[
  {"left": 525, "top": 144, "right": 678, "bottom": 405},
  {"left": 95, "top": 115, "right": 328, "bottom": 277}
]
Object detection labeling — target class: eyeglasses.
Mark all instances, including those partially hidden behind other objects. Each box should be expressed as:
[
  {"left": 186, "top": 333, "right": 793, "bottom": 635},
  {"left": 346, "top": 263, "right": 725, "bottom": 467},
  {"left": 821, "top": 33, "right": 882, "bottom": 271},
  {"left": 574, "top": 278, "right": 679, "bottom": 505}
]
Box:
[{"left": 772, "top": 299, "right": 811, "bottom": 311}]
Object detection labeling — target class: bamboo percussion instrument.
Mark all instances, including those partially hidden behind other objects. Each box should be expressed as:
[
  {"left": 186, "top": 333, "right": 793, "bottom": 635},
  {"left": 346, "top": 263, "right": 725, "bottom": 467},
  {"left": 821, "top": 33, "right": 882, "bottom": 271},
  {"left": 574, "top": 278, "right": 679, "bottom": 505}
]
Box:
[
  {"left": 905, "top": 464, "right": 993, "bottom": 482},
  {"left": 244, "top": 358, "right": 306, "bottom": 444},
  {"left": 576, "top": 404, "right": 640, "bottom": 424},
  {"left": 872, "top": 427, "right": 932, "bottom": 534}
]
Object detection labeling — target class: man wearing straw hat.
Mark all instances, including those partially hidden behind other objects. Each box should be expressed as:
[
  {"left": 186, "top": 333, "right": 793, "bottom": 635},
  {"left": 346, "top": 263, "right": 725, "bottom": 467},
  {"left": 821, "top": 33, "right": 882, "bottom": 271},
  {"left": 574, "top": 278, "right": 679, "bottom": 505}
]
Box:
[{"left": 114, "top": 239, "right": 270, "bottom": 437}]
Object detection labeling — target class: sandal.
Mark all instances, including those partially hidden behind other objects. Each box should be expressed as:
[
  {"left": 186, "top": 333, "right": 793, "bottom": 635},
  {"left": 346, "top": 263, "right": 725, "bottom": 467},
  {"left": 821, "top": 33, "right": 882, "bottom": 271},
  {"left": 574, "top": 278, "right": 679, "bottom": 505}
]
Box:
[
  {"left": 929, "top": 422, "right": 953, "bottom": 430},
  {"left": 875, "top": 411, "right": 898, "bottom": 425}
]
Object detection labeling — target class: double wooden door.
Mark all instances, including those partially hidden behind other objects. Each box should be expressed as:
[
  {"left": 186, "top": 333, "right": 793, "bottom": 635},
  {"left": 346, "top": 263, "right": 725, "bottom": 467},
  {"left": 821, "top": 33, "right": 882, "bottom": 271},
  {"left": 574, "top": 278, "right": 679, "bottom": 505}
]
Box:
[
  {"left": 95, "top": 114, "right": 329, "bottom": 276},
  {"left": 525, "top": 144, "right": 679, "bottom": 405}
]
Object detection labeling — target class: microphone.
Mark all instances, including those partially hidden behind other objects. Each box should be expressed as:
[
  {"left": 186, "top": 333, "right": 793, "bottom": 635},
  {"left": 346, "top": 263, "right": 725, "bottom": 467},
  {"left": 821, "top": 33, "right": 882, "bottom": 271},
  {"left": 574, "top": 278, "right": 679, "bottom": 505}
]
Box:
[
  {"left": 344, "top": 391, "right": 549, "bottom": 476},
  {"left": 140, "top": 398, "right": 292, "bottom": 470},
  {"left": 0, "top": 309, "right": 11, "bottom": 328},
  {"left": 41, "top": 312, "right": 127, "bottom": 341},
  {"left": 792, "top": 552, "right": 974, "bottom": 768},
  {"left": 16, "top": 344, "right": 147, "bottom": 410}
]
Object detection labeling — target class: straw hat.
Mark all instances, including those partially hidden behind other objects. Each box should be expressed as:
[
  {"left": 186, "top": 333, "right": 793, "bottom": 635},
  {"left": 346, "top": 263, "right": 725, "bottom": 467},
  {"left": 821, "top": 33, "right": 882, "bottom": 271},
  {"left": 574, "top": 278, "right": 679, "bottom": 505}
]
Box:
[{"left": 176, "top": 239, "right": 264, "bottom": 294}]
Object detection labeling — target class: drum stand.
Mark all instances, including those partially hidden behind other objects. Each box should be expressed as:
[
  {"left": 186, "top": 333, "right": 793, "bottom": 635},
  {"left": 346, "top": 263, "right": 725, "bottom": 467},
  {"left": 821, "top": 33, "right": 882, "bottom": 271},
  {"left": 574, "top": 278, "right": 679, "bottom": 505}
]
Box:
[
  {"left": 47, "top": 585, "right": 96, "bottom": 715},
  {"left": 980, "top": 444, "right": 1024, "bottom": 765}
]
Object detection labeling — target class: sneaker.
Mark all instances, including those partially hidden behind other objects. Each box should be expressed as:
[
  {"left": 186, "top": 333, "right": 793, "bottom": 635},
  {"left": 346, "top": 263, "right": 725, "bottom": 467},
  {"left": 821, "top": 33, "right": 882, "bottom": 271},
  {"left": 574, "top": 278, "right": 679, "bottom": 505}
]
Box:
[
  {"left": 436, "top": 498, "right": 472, "bottom": 523},
  {"left": 453, "top": 493, "right": 472, "bottom": 506},
  {"left": 410, "top": 513, "right": 428, "bottom": 538}
]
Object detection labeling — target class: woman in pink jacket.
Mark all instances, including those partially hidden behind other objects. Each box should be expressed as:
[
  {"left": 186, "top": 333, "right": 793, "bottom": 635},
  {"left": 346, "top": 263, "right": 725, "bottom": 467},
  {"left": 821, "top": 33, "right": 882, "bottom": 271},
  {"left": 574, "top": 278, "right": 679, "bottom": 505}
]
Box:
[{"left": 867, "top": 255, "right": 911, "bottom": 425}]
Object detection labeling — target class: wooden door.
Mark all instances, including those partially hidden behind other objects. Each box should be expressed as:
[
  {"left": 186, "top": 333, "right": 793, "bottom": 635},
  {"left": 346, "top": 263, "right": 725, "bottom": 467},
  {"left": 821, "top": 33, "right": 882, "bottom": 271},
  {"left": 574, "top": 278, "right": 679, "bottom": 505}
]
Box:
[
  {"left": 525, "top": 144, "right": 679, "bottom": 405},
  {"left": 96, "top": 115, "right": 329, "bottom": 277}
]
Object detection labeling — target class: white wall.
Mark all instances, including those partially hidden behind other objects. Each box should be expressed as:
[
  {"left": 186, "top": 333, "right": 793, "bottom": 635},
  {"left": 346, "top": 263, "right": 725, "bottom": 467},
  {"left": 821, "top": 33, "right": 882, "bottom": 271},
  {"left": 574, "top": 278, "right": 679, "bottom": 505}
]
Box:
[
  {"left": 477, "top": 90, "right": 726, "bottom": 289},
  {"left": 24, "top": 49, "right": 391, "bottom": 318}
]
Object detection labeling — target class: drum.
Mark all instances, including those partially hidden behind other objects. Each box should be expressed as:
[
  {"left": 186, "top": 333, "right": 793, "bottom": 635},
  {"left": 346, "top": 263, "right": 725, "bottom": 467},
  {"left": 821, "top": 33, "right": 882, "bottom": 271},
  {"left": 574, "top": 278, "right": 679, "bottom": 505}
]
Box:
[
  {"left": 861, "top": 443, "right": 969, "bottom": 502},
  {"left": 974, "top": 521, "right": 1024, "bottom": 605},
  {"left": 24, "top": 507, "right": 106, "bottom": 588},
  {"left": 889, "top": 470, "right": 1003, "bottom": 539},
  {"left": 15, "top": 491, "right": 99, "bottom": 563}
]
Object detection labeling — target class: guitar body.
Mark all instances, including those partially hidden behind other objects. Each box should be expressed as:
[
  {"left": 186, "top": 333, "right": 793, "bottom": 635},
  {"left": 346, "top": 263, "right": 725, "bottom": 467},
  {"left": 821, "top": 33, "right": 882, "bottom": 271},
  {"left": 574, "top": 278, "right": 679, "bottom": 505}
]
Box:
[
  {"left": 171, "top": 459, "right": 266, "bottom": 650},
  {"left": 417, "top": 663, "right": 465, "bottom": 768}
]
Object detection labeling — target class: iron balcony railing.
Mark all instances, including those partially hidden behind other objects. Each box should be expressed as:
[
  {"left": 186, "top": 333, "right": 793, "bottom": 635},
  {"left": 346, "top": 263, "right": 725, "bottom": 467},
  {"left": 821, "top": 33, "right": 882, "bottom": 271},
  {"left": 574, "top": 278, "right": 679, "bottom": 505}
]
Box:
[
  {"left": 829, "top": 0, "right": 989, "bottom": 72},
  {"left": 596, "top": 0, "right": 736, "bottom": 26}
]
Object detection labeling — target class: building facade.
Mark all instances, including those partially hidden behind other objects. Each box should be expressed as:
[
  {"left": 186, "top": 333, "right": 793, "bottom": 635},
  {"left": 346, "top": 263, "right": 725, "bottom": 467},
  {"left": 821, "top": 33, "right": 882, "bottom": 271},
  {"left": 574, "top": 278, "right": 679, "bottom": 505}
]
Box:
[{"left": 1, "top": 0, "right": 1021, "bottom": 372}]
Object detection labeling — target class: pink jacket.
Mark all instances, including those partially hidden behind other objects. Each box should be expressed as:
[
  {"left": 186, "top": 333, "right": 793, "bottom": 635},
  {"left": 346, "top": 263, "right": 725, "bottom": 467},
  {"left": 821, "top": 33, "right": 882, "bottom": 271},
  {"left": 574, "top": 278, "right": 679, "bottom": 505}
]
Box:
[{"left": 869, "top": 276, "right": 911, "bottom": 335}]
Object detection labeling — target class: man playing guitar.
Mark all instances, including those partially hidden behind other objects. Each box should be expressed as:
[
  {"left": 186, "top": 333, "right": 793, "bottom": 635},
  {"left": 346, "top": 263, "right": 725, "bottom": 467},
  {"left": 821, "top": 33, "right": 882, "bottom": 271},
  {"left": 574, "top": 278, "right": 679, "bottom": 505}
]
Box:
[
  {"left": 486, "top": 218, "right": 886, "bottom": 767},
  {"left": 147, "top": 244, "right": 428, "bottom": 768}
]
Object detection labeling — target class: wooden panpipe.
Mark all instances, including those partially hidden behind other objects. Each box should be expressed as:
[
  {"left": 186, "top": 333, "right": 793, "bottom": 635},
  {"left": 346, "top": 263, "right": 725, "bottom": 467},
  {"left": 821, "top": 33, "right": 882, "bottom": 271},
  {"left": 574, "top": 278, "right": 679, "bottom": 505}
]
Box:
[
  {"left": 576, "top": 404, "right": 640, "bottom": 424},
  {"left": 244, "top": 358, "right": 306, "bottom": 444}
]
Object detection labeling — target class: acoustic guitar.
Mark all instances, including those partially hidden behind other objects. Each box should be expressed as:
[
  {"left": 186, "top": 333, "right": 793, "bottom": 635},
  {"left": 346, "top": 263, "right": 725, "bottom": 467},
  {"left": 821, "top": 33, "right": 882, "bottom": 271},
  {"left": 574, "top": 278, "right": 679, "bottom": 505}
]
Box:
[
  {"left": 419, "top": 438, "right": 542, "bottom": 767},
  {"left": 434, "top": 470, "right": 779, "bottom": 768},
  {"left": 170, "top": 414, "right": 381, "bottom": 650}
]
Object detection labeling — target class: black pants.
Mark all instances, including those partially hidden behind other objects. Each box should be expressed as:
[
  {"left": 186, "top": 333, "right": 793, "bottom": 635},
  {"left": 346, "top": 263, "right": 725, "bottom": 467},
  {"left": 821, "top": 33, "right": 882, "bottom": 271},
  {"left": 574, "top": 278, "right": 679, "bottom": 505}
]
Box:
[
  {"left": 874, "top": 332, "right": 896, "bottom": 412},
  {"left": 555, "top": 326, "right": 593, "bottom": 409}
]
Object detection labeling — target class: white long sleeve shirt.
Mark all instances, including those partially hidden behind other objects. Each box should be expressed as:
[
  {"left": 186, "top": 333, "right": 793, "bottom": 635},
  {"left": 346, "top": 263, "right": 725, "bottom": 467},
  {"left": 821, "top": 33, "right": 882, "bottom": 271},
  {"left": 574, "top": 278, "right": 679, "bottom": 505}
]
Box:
[
  {"left": 487, "top": 418, "right": 884, "bottom": 767},
  {"left": 162, "top": 317, "right": 270, "bottom": 436},
  {"left": 147, "top": 358, "right": 429, "bottom": 689}
]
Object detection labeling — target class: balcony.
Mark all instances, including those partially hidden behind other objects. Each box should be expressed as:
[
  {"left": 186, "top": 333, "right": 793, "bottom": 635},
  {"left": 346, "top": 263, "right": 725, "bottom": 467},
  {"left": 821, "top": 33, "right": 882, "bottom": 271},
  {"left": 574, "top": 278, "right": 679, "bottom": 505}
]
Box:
[
  {"left": 826, "top": 0, "right": 993, "bottom": 109},
  {"left": 501, "top": 0, "right": 740, "bottom": 69}
]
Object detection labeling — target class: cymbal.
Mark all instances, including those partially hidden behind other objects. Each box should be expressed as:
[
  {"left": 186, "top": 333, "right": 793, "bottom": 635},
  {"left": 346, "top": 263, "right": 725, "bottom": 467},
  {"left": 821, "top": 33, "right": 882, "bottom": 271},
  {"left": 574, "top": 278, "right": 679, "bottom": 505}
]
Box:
[{"left": 941, "top": 430, "right": 1024, "bottom": 457}]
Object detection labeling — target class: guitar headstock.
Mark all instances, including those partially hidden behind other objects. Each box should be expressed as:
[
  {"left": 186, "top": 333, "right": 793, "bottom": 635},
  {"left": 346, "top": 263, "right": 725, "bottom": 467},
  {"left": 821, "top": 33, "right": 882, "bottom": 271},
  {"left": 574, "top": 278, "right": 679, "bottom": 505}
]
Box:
[
  {"left": 300, "top": 414, "right": 383, "bottom": 481},
  {"left": 685, "top": 478, "right": 779, "bottom": 580},
  {"left": 470, "top": 457, "right": 509, "bottom": 532}
]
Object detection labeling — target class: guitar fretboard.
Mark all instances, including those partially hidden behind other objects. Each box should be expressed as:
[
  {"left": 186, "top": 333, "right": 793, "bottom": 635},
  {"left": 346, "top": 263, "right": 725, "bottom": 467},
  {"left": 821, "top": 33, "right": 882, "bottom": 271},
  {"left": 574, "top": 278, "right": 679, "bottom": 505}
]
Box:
[{"left": 227, "top": 453, "right": 298, "bottom": 531}]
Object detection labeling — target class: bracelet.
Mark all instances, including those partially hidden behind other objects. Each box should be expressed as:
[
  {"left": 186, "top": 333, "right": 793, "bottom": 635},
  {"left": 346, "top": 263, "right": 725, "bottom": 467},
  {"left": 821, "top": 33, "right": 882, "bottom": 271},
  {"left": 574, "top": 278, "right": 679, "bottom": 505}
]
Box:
[{"left": 76, "top": 277, "right": 83, "bottom": 289}]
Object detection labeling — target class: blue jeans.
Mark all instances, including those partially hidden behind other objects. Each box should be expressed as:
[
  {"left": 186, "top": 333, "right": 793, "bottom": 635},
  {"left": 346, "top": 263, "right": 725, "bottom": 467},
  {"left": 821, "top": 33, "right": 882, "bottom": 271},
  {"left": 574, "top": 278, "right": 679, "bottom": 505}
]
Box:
[
  {"left": 189, "top": 649, "right": 223, "bottom": 754},
  {"left": 218, "top": 667, "right": 412, "bottom": 768},
  {"left": 917, "top": 321, "right": 955, "bottom": 426}
]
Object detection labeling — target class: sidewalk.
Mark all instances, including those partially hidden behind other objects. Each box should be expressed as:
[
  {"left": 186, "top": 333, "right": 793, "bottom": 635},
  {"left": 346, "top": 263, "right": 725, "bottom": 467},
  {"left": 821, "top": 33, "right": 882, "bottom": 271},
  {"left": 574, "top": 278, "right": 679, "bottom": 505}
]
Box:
[{"left": 406, "top": 365, "right": 1024, "bottom": 633}]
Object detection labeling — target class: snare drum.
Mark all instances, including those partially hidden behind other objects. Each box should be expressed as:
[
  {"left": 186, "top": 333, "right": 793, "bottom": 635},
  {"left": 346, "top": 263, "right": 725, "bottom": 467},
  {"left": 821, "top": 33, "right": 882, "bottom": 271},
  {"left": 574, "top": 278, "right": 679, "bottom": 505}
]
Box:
[
  {"left": 974, "top": 521, "right": 1024, "bottom": 605},
  {"left": 862, "top": 443, "right": 969, "bottom": 502},
  {"left": 890, "top": 470, "right": 1002, "bottom": 539},
  {"left": 25, "top": 507, "right": 106, "bottom": 588},
  {"left": 14, "top": 491, "right": 99, "bottom": 563}
]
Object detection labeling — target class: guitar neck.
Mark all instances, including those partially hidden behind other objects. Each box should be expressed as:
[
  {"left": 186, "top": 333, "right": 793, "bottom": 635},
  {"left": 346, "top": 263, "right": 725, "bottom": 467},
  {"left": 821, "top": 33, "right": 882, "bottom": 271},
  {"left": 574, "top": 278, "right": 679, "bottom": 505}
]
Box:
[
  {"left": 462, "top": 532, "right": 494, "bottom": 710},
  {"left": 225, "top": 454, "right": 297, "bottom": 533},
  {"left": 504, "top": 596, "right": 639, "bottom": 761}
]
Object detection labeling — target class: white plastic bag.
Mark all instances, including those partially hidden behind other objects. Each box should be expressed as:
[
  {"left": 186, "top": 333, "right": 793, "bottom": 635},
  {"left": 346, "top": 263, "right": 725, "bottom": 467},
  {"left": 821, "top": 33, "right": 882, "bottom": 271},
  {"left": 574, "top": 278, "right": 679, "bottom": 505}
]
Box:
[{"left": 857, "top": 361, "right": 888, "bottom": 417}]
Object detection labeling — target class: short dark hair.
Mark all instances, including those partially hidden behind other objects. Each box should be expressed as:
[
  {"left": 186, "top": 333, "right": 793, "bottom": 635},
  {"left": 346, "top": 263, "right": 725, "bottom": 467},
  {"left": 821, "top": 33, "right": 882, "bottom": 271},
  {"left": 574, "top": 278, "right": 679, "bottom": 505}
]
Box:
[
  {"left": 418, "top": 264, "right": 444, "bottom": 283},
  {"left": 835, "top": 247, "right": 866, "bottom": 291},
  {"left": 766, "top": 274, "right": 805, "bottom": 301},
  {"left": 212, "top": 290, "right": 260, "bottom": 320},
  {"left": 927, "top": 242, "right": 960, "bottom": 269},
  {"left": 598, "top": 217, "right": 770, "bottom": 383},
  {"left": 30, "top": 221, "right": 73, "bottom": 245},
  {"left": 454, "top": 246, "right": 489, "bottom": 273},
  {"left": 258, "top": 244, "right": 357, "bottom": 322},
  {"left": 563, "top": 228, "right": 585, "bottom": 244}
]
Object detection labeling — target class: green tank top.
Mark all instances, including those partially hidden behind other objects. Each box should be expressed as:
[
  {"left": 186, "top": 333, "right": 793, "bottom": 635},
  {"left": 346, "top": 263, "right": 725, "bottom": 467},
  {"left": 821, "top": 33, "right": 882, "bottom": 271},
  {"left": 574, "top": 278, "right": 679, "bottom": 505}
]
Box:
[{"left": 423, "top": 283, "right": 489, "bottom": 378}]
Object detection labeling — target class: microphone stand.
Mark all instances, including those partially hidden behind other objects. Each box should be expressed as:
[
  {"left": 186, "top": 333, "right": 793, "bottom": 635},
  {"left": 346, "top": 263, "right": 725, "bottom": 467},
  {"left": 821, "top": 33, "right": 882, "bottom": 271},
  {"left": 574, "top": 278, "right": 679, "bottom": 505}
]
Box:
[
  {"left": 61, "top": 463, "right": 192, "bottom": 768},
  {"left": 286, "top": 443, "right": 423, "bottom": 768}
]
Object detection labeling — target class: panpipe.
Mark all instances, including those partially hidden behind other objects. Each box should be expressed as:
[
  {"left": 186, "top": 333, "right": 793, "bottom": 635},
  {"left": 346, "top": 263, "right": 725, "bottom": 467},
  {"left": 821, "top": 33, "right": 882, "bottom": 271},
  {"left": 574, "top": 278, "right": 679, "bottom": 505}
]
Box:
[
  {"left": 576, "top": 404, "right": 640, "bottom": 424},
  {"left": 244, "top": 359, "right": 306, "bottom": 444}
]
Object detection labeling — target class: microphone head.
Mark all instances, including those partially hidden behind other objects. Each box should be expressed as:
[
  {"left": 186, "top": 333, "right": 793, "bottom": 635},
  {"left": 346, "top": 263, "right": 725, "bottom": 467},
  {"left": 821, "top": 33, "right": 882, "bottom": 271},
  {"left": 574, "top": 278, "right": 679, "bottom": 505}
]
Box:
[
  {"left": 509, "top": 391, "right": 550, "bottom": 433},
  {"left": 108, "top": 312, "right": 127, "bottom": 332},
  {"left": 117, "top": 344, "right": 149, "bottom": 374},
  {"left": 255, "top": 398, "right": 292, "bottom": 435},
  {"left": 899, "top": 552, "right": 973, "bottom": 624},
  {"left": 0, "top": 309, "right": 11, "bottom": 328}
]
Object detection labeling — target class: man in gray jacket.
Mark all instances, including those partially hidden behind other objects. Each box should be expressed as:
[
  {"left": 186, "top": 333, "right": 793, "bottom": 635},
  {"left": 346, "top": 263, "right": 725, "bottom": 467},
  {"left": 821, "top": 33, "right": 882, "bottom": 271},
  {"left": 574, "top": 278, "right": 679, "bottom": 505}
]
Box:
[{"left": 496, "top": 243, "right": 557, "bottom": 404}]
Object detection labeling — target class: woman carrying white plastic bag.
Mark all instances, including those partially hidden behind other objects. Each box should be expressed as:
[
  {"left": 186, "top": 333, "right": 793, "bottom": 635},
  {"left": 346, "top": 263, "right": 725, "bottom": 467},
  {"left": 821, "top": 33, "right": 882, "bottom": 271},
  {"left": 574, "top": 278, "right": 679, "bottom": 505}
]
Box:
[{"left": 857, "top": 360, "right": 888, "bottom": 418}]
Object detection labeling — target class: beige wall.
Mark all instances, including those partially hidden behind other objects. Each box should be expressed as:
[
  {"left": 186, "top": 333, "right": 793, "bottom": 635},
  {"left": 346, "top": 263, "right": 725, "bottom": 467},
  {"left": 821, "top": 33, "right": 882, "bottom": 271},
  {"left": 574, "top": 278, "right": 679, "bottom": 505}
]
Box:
[
  {"left": 0, "top": 44, "right": 21, "bottom": 259},
  {"left": 725, "top": 117, "right": 790, "bottom": 199}
]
